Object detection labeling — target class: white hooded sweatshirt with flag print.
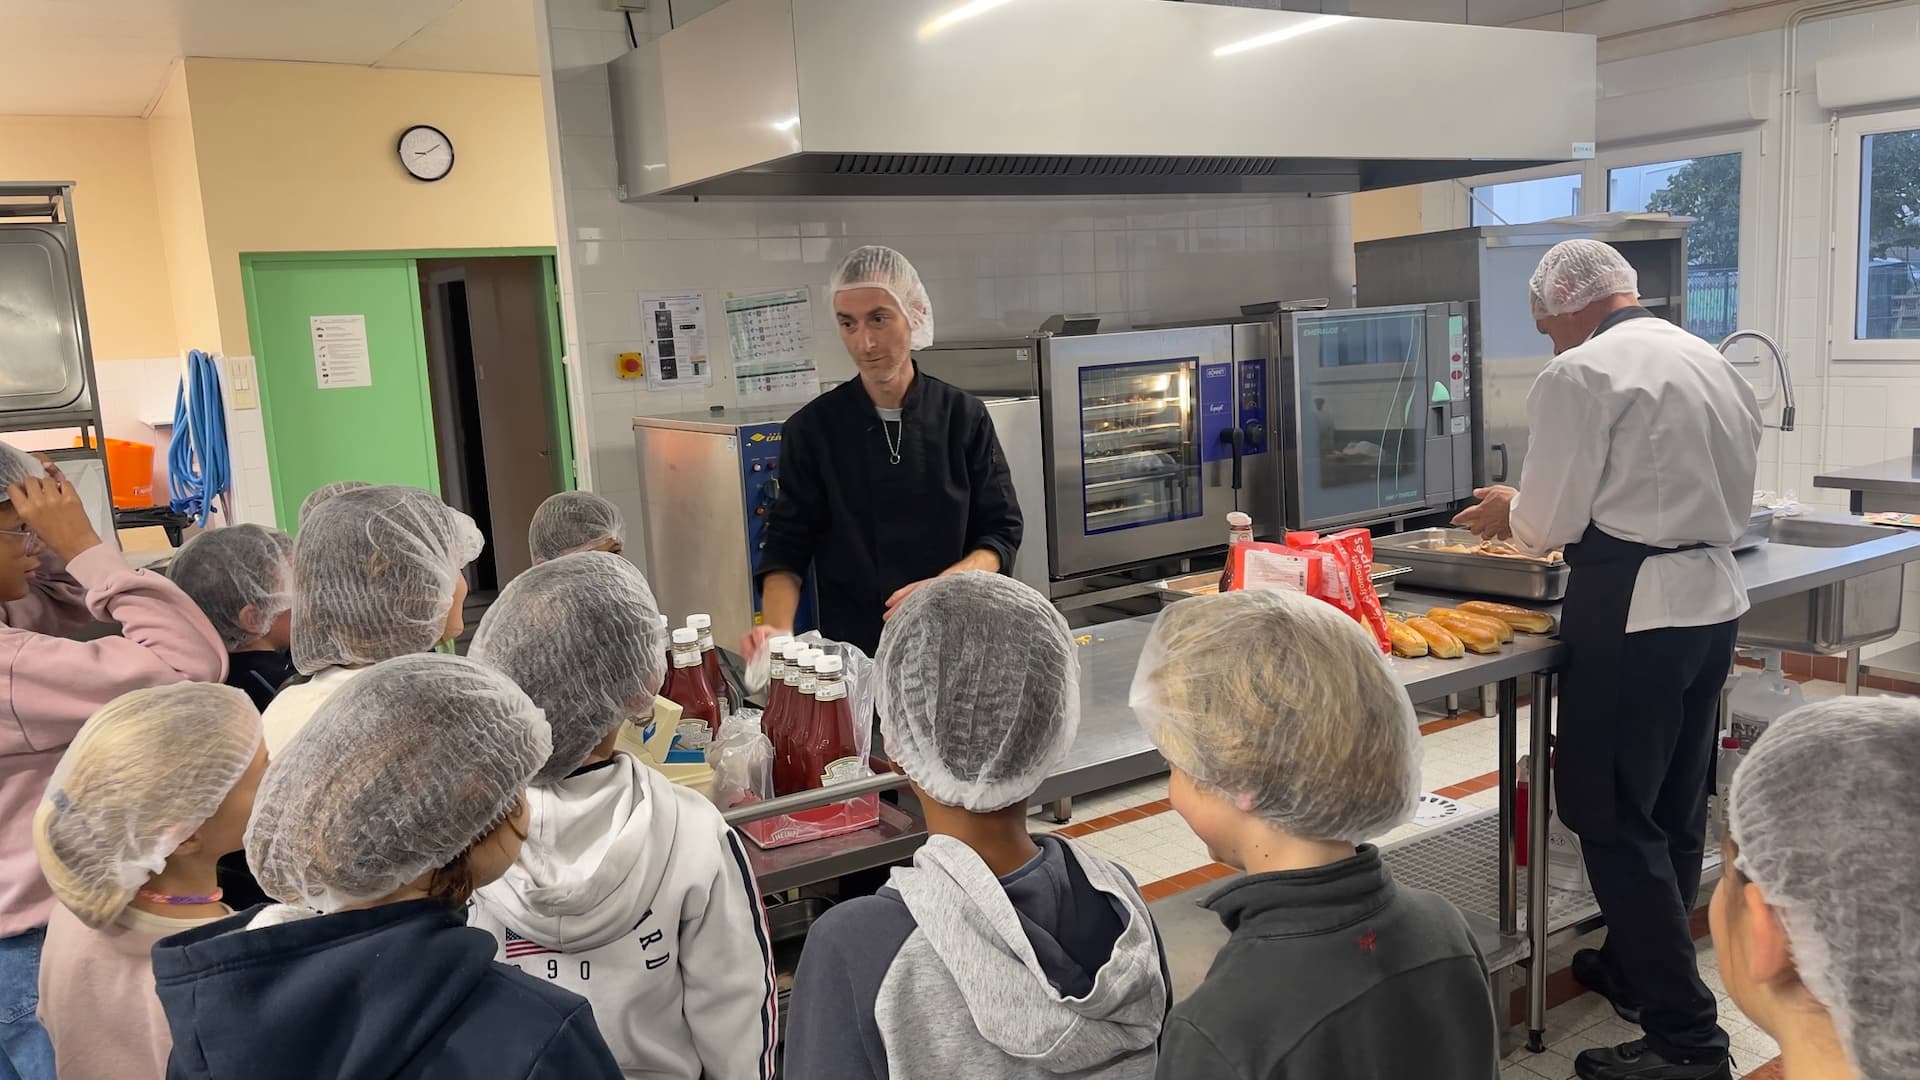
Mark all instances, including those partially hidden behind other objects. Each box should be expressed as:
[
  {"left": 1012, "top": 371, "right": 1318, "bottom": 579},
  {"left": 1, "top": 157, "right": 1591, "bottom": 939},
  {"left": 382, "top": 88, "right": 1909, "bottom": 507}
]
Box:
[{"left": 468, "top": 754, "right": 776, "bottom": 1080}]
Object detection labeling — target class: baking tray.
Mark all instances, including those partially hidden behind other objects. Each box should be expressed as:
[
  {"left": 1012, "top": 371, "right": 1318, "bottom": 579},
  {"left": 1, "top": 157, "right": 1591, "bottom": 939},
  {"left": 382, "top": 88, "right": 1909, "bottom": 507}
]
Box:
[
  {"left": 1156, "top": 562, "right": 1413, "bottom": 602},
  {"left": 1371, "top": 529, "right": 1569, "bottom": 602}
]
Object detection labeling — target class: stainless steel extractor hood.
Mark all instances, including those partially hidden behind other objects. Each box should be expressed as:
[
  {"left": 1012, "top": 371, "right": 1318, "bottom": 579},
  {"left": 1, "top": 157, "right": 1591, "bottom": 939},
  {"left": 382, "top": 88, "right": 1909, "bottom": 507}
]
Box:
[{"left": 608, "top": 0, "right": 1597, "bottom": 200}]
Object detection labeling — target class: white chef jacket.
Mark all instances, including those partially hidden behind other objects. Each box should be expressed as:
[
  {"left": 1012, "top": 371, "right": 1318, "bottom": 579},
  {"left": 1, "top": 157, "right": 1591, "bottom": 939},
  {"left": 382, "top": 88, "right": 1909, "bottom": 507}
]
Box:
[{"left": 1510, "top": 315, "right": 1762, "bottom": 633}]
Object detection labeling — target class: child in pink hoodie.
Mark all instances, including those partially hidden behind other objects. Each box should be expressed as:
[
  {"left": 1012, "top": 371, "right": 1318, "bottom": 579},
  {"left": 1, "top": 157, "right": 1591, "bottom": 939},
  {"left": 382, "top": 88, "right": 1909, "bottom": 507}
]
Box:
[{"left": 0, "top": 447, "right": 226, "bottom": 1079}]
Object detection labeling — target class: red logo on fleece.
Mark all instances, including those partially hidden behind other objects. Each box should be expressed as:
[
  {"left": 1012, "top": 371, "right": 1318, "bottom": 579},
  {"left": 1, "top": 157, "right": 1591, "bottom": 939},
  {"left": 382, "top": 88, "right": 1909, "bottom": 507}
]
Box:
[{"left": 1358, "top": 929, "right": 1378, "bottom": 953}]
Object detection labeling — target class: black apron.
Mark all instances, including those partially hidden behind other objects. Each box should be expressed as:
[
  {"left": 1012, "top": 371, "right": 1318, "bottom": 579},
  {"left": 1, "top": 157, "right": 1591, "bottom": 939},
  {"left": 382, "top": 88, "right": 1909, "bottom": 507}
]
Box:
[
  {"left": 1553, "top": 524, "right": 1710, "bottom": 840},
  {"left": 1549, "top": 304, "right": 1704, "bottom": 840}
]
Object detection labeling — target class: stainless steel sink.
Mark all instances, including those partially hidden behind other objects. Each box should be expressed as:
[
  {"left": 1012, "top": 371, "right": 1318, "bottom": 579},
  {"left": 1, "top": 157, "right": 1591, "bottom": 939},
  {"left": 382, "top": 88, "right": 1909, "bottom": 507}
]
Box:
[
  {"left": 1766, "top": 517, "right": 1900, "bottom": 548},
  {"left": 1741, "top": 517, "right": 1906, "bottom": 653}
]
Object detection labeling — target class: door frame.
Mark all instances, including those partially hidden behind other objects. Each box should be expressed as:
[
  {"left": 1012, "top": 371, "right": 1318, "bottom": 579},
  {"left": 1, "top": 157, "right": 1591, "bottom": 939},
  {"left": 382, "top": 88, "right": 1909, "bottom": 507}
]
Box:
[{"left": 239, "top": 246, "right": 566, "bottom": 528}]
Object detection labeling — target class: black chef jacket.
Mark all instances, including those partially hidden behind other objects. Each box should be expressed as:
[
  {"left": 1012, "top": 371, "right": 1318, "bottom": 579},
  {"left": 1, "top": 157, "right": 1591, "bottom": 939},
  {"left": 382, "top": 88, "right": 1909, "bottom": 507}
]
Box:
[{"left": 755, "top": 369, "right": 1023, "bottom": 656}]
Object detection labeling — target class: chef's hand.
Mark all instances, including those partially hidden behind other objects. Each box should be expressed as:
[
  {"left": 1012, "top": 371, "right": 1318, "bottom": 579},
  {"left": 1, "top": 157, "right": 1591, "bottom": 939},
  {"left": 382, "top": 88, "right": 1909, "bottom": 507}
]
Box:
[
  {"left": 883, "top": 579, "right": 933, "bottom": 622},
  {"left": 9, "top": 472, "right": 102, "bottom": 562},
  {"left": 740, "top": 623, "right": 791, "bottom": 662},
  {"left": 1452, "top": 485, "right": 1517, "bottom": 541}
]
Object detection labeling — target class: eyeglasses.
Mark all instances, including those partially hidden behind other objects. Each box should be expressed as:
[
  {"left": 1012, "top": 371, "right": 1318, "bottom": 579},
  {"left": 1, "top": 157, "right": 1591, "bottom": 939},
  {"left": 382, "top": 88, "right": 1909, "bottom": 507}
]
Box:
[{"left": 0, "top": 527, "right": 39, "bottom": 554}]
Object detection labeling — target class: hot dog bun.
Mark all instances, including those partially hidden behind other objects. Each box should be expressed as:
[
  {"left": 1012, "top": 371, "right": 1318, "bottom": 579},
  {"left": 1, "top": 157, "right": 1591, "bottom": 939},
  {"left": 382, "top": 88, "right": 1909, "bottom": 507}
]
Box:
[
  {"left": 1385, "top": 618, "right": 1429, "bottom": 658},
  {"left": 1428, "top": 607, "right": 1514, "bottom": 644},
  {"left": 1426, "top": 611, "right": 1502, "bottom": 654},
  {"left": 1405, "top": 617, "right": 1464, "bottom": 660},
  {"left": 1456, "top": 601, "right": 1556, "bottom": 635}
]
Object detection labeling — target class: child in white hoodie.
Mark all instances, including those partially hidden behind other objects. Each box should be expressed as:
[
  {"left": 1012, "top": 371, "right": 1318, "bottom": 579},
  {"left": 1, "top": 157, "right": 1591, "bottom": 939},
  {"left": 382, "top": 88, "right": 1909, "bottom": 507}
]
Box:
[{"left": 467, "top": 552, "right": 776, "bottom": 1080}]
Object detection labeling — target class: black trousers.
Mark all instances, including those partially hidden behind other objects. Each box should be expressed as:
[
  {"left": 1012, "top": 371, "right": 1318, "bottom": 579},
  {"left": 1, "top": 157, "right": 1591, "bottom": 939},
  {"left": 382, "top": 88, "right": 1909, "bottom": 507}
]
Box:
[{"left": 1574, "top": 619, "right": 1737, "bottom": 1058}]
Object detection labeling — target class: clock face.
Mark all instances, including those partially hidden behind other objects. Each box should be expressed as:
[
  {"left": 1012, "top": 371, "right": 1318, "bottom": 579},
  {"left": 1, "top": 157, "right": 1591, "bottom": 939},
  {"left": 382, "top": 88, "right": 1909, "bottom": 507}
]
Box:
[{"left": 398, "top": 125, "right": 454, "bottom": 181}]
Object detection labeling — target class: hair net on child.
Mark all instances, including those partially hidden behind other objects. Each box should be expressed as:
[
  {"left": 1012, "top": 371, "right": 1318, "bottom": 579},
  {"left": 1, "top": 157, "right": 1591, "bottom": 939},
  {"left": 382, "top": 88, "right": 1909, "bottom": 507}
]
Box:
[
  {"left": 470, "top": 552, "right": 666, "bottom": 783},
  {"left": 527, "top": 491, "right": 626, "bottom": 563},
  {"left": 0, "top": 444, "right": 46, "bottom": 498},
  {"left": 1130, "top": 590, "right": 1420, "bottom": 843},
  {"left": 1528, "top": 238, "right": 1640, "bottom": 318},
  {"left": 875, "top": 572, "right": 1077, "bottom": 811},
  {"left": 34, "top": 684, "right": 262, "bottom": 928},
  {"left": 831, "top": 245, "right": 935, "bottom": 350},
  {"left": 297, "top": 479, "right": 371, "bottom": 526},
  {"left": 247, "top": 653, "right": 550, "bottom": 912},
  {"left": 1728, "top": 696, "right": 1920, "bottom": 1079},
  {"left": 167, "top": 524, "right": 294, "bottom": 649},
  {"left": 290, "top": 485, "right": 484, "bottom": 673}
]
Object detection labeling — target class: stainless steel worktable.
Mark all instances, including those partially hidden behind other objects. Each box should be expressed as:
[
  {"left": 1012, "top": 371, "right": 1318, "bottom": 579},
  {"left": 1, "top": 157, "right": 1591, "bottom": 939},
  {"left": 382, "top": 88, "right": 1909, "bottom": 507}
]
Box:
[{"left": 1815, "top": 455, "right": 1920, "bottom": 512}]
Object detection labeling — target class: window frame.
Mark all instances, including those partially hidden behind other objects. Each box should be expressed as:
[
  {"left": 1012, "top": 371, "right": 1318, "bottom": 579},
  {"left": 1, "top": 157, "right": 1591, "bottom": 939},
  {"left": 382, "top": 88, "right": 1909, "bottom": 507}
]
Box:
[
  {"left": 1593, "top": 132, "right": 1760, "bottom": 352},
  {"left": 1452, "top": 130, "right": 1761, "bottom": 352},
  {"left": 1831, "top": 105, "right": 1920, "bottom": 362}
]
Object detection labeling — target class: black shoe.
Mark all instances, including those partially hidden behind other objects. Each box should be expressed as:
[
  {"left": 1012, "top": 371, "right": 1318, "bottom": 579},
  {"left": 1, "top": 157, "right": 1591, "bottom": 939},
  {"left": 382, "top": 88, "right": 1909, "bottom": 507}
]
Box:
[
  {"left": 1572, "top": 948, "right": 1643, "bottom": 1024},
  {"left": 1574, "top": 1039, "right": 1731, "bottom": 1080}
]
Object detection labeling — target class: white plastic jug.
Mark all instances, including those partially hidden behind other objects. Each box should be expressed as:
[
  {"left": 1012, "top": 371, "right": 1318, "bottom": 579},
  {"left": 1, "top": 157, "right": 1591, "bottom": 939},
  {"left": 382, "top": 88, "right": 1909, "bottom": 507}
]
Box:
[{"left": 1727, "top": 649, "right": 1804, "bottom": 750}]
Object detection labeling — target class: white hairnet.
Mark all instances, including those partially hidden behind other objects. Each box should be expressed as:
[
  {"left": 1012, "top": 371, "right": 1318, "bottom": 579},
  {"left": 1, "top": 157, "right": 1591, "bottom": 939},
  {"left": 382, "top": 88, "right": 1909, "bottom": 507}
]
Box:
[
  {"left": 470, "top": 552, "right": 667, "bottom": 783},
  {"left": 298, "top": 480, "right": 371, "bottom": 526},
  {"left": 875, "top": 572, "right": 1078, "bottom": 811},
  {"left": 1728, "top": 696, "right": 1920, "bottom": 1079},
  {"left": 1529, "top": 238, "right": 1639, "bottom": 317},
  {"left": 831, "top": 245, "right": 935, "bottom": 350},
  {"left": 34, "top": 684, "right": 262, "bottom": 928},
  {"left": 246, "top": 653, "right": 550, "bottom": 912},
  {"left": 1130, "top": 590, "right": 1420, "bottom": 843},
  {"left": 167, "top": 524, "right": 294, "bottom": 649},
  {"left": 528, "top": 491, "right": 625, "bottom": 563},
  {"left": 290, "top": 485, "right": 484, "bottom": 673},
  {"left": 0, "top": 444, "right": 46, "bottom": 498}
]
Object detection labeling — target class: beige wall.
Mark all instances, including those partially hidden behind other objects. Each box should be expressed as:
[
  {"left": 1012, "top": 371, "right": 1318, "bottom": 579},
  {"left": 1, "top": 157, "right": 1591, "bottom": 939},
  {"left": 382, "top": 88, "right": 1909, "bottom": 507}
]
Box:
[
  {"left": 180, "top": 59, "right": 556, "bottom": 354},
  {"left": 0, "top": 115, "right": 177, "bottom": 360},
  {"left": 1350, "top": 186, "right": 1426, "bottom": 244},
  {"left": 145, "top": 64, "right": 222, "bottom": 354}
]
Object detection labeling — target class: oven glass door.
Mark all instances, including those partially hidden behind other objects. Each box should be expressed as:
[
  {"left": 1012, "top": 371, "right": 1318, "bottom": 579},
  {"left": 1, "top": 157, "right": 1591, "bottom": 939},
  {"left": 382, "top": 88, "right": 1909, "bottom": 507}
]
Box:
[
  {"left": 1078, "top": 357, "right": 1202, "bottom": 534},
  {"left": 1290, "top": 307, "right": 1430, "bottom": 528}
]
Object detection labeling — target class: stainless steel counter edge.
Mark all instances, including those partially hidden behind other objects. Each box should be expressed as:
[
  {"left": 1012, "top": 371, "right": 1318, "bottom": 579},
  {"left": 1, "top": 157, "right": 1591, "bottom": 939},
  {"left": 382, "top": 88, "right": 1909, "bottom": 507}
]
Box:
[
  {"left": 1734, "top": 514, "right": 1920, "bottom": 604},
  {"left": 1813, "top": 456, "right": 1920, "bottom": 494}
]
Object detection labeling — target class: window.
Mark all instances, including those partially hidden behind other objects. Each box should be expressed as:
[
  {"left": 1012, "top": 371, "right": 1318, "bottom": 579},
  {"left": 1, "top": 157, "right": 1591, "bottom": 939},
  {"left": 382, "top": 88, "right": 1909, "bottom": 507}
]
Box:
[
  {"left": 1608, "top": 152, "right": 1742, "bottom": 342},
  {"left": 1855, "top": 127, "right": 1920, "bottom": 341},
  {"left": 1469, "top": 174, "right": 1582, "bottom": 226}
]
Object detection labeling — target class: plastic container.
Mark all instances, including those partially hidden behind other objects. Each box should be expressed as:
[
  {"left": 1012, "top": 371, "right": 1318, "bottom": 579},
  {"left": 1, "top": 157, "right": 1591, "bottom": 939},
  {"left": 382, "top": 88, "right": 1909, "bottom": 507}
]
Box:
[
  {"left": 1726, "top": 650, "right": 1803, "bottom": 750},
  {"left": 661, "top": 627, "right": 720, "bottom": 747},
  {"left": 75, "top": 436, "right": 155, "bottom": 508}
]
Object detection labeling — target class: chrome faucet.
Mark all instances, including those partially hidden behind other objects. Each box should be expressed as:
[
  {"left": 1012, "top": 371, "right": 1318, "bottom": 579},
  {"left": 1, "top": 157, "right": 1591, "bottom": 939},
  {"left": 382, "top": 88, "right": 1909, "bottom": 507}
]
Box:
[{"left": 1719, "top": 329, "right": 1796, "bottom": 432}]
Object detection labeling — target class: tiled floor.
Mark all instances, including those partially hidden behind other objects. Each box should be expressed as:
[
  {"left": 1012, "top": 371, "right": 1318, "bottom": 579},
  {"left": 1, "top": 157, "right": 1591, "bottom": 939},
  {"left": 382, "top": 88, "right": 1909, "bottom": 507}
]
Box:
[{"left": 1028, "top": 676, "right": 1916, "bottom": 1080}]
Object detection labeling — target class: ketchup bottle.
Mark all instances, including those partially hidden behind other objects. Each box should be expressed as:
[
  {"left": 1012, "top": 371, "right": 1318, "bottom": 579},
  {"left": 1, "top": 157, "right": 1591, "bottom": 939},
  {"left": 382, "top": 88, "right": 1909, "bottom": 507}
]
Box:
[
  {"left": 660, "top": 627, "right": 720, "bottom": 746},
  {"left": 799, "top": 653, "right": 861, "bottom": 790},
  {"left": 775, "top": 649, "right": 821, "bottom": 795},
  {"left": 761, "top": 635, "right": 794, "bottom": 744},
  {"left": 687, "top": 614, "right": 735, "bottom": 715}
]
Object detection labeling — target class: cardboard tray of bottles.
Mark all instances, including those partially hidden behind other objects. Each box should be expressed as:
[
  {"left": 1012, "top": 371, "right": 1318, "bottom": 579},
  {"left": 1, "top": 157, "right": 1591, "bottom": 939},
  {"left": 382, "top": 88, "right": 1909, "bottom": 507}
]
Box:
[{"left": 740, "top": 789, "right": 881, "bottom": 850}]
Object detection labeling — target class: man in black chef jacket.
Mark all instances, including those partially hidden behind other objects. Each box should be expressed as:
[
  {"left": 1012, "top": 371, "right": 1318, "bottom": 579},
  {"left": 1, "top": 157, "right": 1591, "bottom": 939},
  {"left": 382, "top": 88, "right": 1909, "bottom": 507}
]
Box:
[
  {"left": 1455, "top": 240, "right": 1760, "bottom": 1080},
  {"left": 745, "top": 245, "right": 1022, "bottom": 661}
]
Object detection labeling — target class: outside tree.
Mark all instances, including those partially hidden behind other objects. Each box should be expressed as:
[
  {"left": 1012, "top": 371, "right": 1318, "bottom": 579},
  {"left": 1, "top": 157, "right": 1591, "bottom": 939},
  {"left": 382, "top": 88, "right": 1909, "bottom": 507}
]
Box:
[
  {"left": 1864, "top": 128, "right": 1920, "bottom": 261},
  {"left": 1643, "top": 154, "right": 1739, "bottom": 268}
]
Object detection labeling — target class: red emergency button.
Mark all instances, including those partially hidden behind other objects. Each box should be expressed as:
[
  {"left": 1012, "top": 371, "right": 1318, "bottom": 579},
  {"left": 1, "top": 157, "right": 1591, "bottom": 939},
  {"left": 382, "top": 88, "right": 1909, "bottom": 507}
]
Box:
[{"left": 1451, "top": 370, "right": 1462, "bottom": 379}]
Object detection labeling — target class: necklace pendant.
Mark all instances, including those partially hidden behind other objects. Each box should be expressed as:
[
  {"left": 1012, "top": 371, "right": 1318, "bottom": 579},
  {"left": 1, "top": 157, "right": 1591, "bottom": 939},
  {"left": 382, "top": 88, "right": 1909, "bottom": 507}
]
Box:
[{"left": 889, "top": 450, "right": 902, "bottom": 465}]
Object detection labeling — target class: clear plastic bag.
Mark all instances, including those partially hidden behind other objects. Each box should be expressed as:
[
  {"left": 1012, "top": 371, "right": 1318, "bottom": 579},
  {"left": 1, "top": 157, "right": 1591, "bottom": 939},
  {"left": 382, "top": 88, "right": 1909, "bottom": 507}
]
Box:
[
  {"left": 743, "top": 633, "right": 882, "bottom": 849},
  {"left": 711, "top": 708, "right": 773, "bottom": 810}
]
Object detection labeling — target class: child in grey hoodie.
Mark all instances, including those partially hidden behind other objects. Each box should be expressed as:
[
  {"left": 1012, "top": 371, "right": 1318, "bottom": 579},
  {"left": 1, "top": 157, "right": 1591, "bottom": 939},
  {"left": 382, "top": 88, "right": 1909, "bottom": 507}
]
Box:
[
  {"left": 466, "top": 553, "right": 776, "bottom": 1080},
  {"left": 783, "top": 572, "right": 1169, "bottom": 1080}
]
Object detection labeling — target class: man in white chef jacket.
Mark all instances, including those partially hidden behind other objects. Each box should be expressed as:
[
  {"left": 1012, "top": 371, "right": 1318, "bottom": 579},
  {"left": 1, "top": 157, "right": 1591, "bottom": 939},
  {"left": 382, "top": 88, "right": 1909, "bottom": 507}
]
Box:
[{"left": 1455, "top": 240, "right": 1760, "bottom": 1080}]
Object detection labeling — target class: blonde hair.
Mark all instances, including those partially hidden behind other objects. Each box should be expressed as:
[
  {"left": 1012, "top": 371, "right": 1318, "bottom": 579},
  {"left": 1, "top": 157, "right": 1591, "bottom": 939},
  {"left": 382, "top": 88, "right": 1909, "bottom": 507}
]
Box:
[{"left": 34, "top": 684, "right": 262, "bottom": 928}]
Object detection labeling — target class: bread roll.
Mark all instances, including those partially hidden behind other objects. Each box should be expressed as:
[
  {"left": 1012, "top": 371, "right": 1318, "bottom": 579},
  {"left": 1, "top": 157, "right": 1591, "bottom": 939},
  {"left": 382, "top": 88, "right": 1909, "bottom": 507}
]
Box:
[
  {"left": 1426, "top": 611, "right": 1502, "bottom": 654},
  {"left": 1385, "top": 618, "right": 1428, "bottom": 658},
  {"left": 1428, "top": 607, "right": 1514, "bottom": 643},
  {"left": 1457, "top": 601, "right": 1556, "bottom": 635},
  {"left": 1405, "top": 617, "right": 1464, "bottom": 660}
]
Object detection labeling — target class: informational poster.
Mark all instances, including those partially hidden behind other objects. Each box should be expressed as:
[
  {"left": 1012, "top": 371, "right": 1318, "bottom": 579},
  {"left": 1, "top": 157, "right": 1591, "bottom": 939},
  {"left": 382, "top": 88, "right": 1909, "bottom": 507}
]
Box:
[
  {"left": 724, "top": 287, "right": 819, "bottom": 403},
  {"left": 639, "top": 291, "right": 711, "bottom": 390},
  {"left": 309, "top": 315, "right": 371, "bottom": 389}
]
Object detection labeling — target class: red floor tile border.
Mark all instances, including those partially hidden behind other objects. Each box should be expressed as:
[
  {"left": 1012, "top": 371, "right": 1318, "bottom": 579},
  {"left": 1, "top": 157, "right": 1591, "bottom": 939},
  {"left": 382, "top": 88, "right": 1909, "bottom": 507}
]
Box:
[
  {"left": 1745, "top": 1058, "right": 1785, "bottom": 1079},
  {"left": 1435, "top": 769, "right": 1501, "bottom": 801},
  {"left": 1418, "top": 712, "right": 1484, "bottom": 736}
]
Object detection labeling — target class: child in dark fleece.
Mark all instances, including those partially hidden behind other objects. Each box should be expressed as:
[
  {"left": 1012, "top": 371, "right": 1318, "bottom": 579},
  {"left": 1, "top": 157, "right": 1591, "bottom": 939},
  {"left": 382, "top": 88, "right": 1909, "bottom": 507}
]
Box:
[{"left": 1130, "top": 588, "right": 1499, "bottom": 1080}]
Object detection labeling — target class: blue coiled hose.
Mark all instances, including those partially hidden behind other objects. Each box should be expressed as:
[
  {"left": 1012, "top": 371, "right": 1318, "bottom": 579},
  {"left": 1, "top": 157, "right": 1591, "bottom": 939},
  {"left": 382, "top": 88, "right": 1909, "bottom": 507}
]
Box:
[{"left": 168, "top": 349, "right": 230, "bottom": 527}]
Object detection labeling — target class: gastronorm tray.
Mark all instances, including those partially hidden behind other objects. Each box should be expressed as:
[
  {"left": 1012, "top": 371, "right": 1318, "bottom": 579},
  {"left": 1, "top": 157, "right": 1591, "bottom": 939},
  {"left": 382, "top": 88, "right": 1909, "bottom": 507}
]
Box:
[
  {"left": 1371, "top": 529, "right": 1569, "bottom": 602},
  {"left": 1155, "top": 562, "right": 1413, "bottom": 602}
]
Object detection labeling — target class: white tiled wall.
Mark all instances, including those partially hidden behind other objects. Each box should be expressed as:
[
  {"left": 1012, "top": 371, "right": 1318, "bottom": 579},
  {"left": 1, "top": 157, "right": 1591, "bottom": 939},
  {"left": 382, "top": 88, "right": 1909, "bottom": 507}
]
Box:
[{"left": 535, "top": 0, "right": 1355, "bottom": 562}]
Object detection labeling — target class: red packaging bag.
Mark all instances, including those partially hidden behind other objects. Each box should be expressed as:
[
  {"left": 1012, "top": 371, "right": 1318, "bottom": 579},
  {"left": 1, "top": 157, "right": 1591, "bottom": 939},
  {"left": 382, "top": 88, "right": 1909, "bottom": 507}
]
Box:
[
  {"left": 1315, "top": 530, "right": 1392, "bottom": 654},
  {"left": 1223, "top": 541, "right": 1324, "bottom": 596}
]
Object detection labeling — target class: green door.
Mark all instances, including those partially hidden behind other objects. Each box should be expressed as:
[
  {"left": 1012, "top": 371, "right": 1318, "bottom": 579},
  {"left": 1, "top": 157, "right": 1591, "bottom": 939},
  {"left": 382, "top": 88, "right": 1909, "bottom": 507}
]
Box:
[
  {"left": 246, "top": 258, "right": 440, "bottom": 528},
  {"left": 540, "top": 256, "right": 576, "bottom": 489}
]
